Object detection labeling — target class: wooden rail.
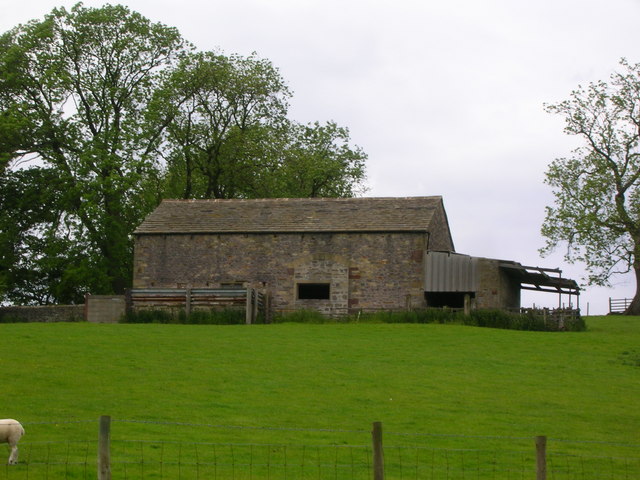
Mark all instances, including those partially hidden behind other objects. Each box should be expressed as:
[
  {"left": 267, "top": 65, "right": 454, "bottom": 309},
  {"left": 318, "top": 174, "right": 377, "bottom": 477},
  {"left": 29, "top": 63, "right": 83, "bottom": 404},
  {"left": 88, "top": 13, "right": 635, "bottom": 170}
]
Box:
[
  {"left": 609, "top": 297, "right": 631, "bottom": 314},
  {"left": 127, "top": 288, "right": 267, "bottom": 324}
]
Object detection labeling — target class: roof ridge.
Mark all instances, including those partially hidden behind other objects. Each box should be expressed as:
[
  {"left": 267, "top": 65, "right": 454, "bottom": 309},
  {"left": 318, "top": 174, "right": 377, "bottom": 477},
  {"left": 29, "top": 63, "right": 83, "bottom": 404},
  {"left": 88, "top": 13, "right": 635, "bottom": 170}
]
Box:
[
  {"left": 135, "top": 196, "right": 447, "bottom": 235},
  {"left": 159, "top": 195, "right": 443, "bottom": 203}
]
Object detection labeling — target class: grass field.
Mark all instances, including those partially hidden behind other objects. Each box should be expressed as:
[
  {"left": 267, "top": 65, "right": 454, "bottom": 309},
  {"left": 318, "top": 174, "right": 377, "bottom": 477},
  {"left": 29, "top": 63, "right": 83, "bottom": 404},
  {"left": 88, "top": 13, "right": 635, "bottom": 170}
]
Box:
[{"left": 0, "top": 316, "right": 638, "bottom": 478}]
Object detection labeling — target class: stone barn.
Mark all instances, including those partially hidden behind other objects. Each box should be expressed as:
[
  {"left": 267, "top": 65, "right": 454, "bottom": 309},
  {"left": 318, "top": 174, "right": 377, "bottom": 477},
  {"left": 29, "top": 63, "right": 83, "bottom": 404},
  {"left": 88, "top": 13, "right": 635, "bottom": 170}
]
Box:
[{"left": 132, "top": 196, "right": 579, "bottom": 316}]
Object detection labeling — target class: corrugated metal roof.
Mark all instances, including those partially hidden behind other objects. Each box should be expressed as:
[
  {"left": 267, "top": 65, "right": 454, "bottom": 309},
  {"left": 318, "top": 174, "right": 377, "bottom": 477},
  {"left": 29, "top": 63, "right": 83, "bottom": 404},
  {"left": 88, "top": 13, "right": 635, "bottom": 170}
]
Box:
[
  {"left": 499, "top": 262, "right": 580, "bottom": 295},
  {"left": 134, "top": 197, "right": 448, "bottom": 234}
]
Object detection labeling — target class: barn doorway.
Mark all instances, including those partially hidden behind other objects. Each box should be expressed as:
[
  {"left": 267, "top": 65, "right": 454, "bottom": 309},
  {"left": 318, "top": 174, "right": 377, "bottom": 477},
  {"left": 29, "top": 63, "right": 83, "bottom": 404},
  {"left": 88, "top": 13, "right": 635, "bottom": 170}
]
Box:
[{"left": 425, "top": 292, "right": 474, "bottom": 309}]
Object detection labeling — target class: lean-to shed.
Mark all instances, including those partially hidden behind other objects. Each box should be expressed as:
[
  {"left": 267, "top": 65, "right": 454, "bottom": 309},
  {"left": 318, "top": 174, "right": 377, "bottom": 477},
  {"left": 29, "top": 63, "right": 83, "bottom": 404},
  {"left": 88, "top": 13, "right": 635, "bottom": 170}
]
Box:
[{"left": 424, "top": 251, "right": 580, "bottom": 311}]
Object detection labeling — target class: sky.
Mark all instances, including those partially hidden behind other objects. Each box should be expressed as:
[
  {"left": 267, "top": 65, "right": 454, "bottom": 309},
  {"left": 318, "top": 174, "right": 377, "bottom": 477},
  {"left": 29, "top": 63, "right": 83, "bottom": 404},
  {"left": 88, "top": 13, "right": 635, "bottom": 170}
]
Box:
[{"left": 2, "top": 0, "right": 640, "bottom": 314}]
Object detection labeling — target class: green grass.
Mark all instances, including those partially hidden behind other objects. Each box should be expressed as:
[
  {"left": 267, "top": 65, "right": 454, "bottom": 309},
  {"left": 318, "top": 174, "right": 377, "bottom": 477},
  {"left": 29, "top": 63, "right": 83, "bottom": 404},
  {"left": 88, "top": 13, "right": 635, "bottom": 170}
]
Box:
[{"left": 0, "top": 316, "right": 638, "bottom": 478}]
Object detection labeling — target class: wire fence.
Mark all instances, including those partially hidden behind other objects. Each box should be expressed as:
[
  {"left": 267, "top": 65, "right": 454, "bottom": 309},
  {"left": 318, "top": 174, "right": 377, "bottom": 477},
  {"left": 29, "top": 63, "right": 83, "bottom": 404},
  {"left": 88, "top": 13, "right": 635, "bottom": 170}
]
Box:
[{"left": 1, "top": 418, "right": 638, "bottom": 479}]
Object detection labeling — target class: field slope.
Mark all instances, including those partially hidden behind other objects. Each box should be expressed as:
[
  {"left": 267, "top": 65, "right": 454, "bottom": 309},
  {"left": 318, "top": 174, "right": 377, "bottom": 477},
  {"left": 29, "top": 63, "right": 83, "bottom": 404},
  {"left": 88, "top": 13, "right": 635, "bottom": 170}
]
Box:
[{"left": 0, "top": 316, "right": 637, "bottom": 478}]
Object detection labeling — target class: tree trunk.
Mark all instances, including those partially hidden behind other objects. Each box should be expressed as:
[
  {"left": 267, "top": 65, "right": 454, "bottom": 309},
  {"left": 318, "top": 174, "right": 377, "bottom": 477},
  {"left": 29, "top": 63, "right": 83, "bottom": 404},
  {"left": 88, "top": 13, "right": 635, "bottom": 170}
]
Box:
[
  {"left": 101, "top": 190, "right": 132, "bottom": 295},
  {"left": 625, "top": 262, "right": 640, "bottom": 315}
]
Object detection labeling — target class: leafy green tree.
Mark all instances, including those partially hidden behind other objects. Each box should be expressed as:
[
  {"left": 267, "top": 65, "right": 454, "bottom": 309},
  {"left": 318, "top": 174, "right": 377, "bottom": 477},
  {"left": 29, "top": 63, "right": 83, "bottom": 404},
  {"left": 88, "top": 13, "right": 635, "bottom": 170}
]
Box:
[
  {"left": 0, "top": 4, "right": 187, "bottom": 302},
  {"left": 1, "top": 4, "right": 368, "bottom": 305},
  {"left": 542, "top": 59, "right": 640, "bottom": 314},
  {"left": 150, "top": 53, "right": 366, "bottom": 200},
  {"left": 150, "top": 51, "right": 290, "bottom": 199},
  {"left": 1, "top": 168, "right": 66, "bottom": 303},
  {"left": 270, "top": 121, "right": 367, "bottom": 198}
]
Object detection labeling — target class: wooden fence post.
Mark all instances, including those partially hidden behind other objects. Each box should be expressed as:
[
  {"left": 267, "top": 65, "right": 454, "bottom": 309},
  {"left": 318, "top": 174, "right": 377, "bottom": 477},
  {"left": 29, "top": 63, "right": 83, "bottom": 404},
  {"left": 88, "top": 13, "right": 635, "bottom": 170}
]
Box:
[
  {"left": 464, "top": 293, "right": 471, "bottom": 316},
  {"left": 372, "top": 421, "right": 384, "bottom": 480},
  {"left": 536, "top": 435, "right": 547, "bottom": 480},
  {"left": 264, "top": 290, "right": 271, "bottom": 323},
  {"left": 245, "top": 288, "right": 253, "bottom": 324},
  {"left": 98, "top": 415, "right": 111, "bottom": 480},
  {"left": 253, "top": 288, "right": 259, "bottom": 323},
  {"left": 185, "top": 288, "right": 192, "bottom": 317}
]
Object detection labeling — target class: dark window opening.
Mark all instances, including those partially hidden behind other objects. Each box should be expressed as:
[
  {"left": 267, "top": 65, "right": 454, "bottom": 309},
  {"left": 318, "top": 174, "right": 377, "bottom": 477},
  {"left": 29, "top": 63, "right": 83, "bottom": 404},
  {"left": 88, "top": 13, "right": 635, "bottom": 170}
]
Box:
[
  {"left": 298, "top": 283, "right": 331, "bottom": 300},
  {"left": 425, "top": 292, "right": 474, "bottom": 309}
]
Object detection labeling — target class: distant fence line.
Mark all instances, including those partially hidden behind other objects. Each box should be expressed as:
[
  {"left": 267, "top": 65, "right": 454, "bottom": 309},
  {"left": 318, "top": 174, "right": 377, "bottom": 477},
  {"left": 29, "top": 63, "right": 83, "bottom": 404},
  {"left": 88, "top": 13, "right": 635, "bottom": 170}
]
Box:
[
  {"left": 3, "top": 417, "right": 638, "bottom": 480},
  {"left": 517, "top": 306, "right": 581, "bottom": 329}
]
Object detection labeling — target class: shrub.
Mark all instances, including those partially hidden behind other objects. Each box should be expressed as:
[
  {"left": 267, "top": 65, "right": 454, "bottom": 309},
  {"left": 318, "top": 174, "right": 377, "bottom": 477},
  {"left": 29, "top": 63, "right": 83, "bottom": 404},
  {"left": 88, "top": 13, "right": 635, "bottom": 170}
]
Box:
[
  {"left": 0, "top": 314, "right": 28, "bottom": 324},
  {"left": 356, "top": 308, "right": 464, "bottom": 324},
  {"left": 121, "top": 309, "right": 174, "bottom": 324},
  {"left": 121, "top": 309, "right": 246, "bottom": 325},
  {"left": 565, "top": 315, "right": 587, "bottom": 332},
  {"left": 187, "top": 309, "right": 245, "bottom": 325},
  {"left": 468, "top": 309, "right": 516, "bottom": 329},
  {"left": 122, "top": 306, "right": 584, "bottom": 332},
  {"left": 421, "top": 308, "right": 464, "bottom": 324},
  {"left": 271, "top": 309, "right": 330, "bottom": 324},
  {"left": 353, "top": 308, "right": 583, "bottom": 332}
]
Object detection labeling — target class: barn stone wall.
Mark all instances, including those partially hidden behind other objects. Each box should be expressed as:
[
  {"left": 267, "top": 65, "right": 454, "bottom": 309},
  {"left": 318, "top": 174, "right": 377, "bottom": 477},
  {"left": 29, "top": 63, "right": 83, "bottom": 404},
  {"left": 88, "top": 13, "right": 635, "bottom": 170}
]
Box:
[
  {"left": 475, "top": 258, "right": 521, "bottom": 310},
  {"left": 428, "top": 202, "right": 455, "bottom": 251},
  {"left": 134, "top": 232, "right": 429, "bottom": 315},
  {"left": 291, "top": 254, "right": 349, "bottom": 315}
]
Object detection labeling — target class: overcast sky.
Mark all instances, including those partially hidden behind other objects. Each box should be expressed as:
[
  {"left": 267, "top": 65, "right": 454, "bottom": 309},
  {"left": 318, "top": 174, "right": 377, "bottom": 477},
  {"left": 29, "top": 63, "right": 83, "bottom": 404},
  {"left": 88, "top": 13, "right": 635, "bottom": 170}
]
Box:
[{"left": 3, "top": 0, "right": 640, "bottom": 314}]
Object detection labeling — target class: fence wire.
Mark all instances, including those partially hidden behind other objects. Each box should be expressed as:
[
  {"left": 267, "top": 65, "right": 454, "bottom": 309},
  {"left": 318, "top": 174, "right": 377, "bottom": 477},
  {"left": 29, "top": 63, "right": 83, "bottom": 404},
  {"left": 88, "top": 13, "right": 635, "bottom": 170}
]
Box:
[{"left": 0, "top": 419, "right": 638, "bottom": 479}]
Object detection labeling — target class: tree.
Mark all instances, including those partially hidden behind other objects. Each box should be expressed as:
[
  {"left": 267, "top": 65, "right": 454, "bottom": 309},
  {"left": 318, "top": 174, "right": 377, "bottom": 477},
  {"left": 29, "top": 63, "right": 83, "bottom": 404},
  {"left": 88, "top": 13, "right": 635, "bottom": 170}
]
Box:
[
  {"left": 266, "top": 121, "right": 367, "bottom": 198},
  {"left": 150, "top": 53, "right": 367, "bottom": 200},
  {"left": 1, "top": 168, "right": 70, "bottom": 303},
  {"left": 0, "top": 4, "right": 368, "bottom": 304},
  {"left": 0, "top": 3, "right": 187, "bottom": 302},
  {"left": 150, "top": 51, "right": 291, "bottom": 199},
  {"left": 542, "top": 59, "right": 640, "bottom": 314}
]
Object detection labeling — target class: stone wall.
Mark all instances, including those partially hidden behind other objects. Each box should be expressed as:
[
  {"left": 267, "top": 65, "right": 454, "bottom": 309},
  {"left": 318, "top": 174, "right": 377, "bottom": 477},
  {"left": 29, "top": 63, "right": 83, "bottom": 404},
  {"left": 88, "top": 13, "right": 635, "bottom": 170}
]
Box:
[
  {"left": 0, "top": 305, "right": 85, "bottom": 323},
  {"left": 291, "top": 254, "right": 349, "bottom": 315},
  {"left": 86, "top": 295, "right": 126, "bottom": 323},
  {"left": 134, "top": 232, "right": 429, "bottom": 315},
  {"left": 475, "top": 258, "right": 521, "bottom": 310},
  {"left": 428, "top": 202, "right": 455, "bottom": 251}
]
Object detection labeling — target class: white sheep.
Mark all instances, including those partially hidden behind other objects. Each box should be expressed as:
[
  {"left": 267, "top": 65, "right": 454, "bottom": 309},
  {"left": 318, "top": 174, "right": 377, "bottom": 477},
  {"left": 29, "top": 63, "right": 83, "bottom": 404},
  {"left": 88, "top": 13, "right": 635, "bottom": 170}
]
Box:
[{"left": 0, "top": 419, "right": 24, "bottom": 465}]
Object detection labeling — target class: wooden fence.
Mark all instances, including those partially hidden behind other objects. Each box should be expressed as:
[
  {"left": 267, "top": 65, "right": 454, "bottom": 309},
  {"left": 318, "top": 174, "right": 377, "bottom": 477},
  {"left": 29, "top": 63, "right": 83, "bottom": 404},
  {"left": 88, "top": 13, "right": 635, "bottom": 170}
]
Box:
[
  {"left": 4, "top": 418, "right": 637, "bottom": 479},
  {"left": 609, "top": 297, "right": 632, "bottom": 314},
  {"left": 96, "top": 417, "right": 554, "bottom": 480},
  {"left": 518, "top": 306, "right": 581, "bottom": 327},
  {"left": 127, "top": 288, "right": 268, "bottom": 324}
]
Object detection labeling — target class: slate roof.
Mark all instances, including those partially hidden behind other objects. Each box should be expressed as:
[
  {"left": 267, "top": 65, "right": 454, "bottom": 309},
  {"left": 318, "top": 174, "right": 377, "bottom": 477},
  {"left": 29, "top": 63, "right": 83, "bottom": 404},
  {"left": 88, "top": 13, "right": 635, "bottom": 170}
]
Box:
[{"left": 134, "top": 197, "right": 448, "bottom": 235}]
